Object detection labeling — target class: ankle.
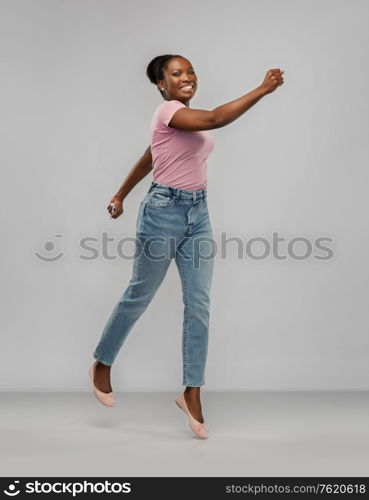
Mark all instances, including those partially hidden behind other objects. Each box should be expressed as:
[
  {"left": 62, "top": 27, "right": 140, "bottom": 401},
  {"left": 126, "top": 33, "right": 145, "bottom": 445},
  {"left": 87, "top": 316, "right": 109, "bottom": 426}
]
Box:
[
  {"left": 95, "top": 361, "right": 111, "bottom": 370},
  {"left": 185, "top": 386, "right": 200, "bottom": 393}
]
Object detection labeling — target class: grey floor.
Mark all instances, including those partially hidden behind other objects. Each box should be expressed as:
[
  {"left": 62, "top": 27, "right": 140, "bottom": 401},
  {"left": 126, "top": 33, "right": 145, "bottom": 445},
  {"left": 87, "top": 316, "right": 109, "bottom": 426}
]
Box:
[{"left": 1, "top": 391, "right": 368, "bottom": 476}]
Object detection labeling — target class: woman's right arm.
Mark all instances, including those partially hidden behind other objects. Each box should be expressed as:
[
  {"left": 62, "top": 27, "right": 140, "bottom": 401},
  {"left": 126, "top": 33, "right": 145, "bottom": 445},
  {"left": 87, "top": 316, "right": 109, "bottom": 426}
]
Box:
[
  {"left": 107, "top": 145, "right": 152, "bottom": 219},
  {"left": 169, "top": 68, "right": 285, "bottom": 131}
]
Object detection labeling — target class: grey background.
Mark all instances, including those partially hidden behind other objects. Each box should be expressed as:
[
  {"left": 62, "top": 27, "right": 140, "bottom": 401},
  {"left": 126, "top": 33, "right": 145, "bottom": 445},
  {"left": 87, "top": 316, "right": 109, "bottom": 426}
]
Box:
[{"left": 1, "top": 0, "right": 368, "bottom": 391}]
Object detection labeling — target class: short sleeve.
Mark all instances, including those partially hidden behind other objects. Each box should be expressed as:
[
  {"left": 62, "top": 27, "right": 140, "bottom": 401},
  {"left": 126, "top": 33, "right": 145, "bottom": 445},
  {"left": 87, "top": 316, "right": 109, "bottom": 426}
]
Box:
[{"left": 159, "top": 100, "right": 186, "bottom": 127}]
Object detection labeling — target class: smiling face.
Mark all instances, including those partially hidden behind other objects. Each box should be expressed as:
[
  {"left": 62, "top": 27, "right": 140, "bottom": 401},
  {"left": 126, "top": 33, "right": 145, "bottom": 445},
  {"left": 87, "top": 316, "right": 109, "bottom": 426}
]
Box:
[{"left": 157, "top": 57, "right": 197, "bottom": 105}]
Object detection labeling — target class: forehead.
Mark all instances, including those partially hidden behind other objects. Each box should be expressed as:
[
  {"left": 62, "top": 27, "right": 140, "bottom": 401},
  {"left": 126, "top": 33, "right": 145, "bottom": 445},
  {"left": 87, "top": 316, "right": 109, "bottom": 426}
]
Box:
[{"left": 167, "top": 58, "right": 194, "bottom": 70}]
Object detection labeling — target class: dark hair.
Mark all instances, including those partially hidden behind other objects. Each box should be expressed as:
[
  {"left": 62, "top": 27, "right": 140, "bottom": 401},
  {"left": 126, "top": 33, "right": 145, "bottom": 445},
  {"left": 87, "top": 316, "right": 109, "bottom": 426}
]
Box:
[{"left": 146, "top": 54, "right": 184, "bottom": 98}]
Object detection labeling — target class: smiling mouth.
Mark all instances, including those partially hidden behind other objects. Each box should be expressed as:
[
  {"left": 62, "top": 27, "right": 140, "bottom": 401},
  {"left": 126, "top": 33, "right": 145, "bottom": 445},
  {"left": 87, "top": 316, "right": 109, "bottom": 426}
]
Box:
[{"left": 180, "top": 85, "right": 195, "bottom": 91}]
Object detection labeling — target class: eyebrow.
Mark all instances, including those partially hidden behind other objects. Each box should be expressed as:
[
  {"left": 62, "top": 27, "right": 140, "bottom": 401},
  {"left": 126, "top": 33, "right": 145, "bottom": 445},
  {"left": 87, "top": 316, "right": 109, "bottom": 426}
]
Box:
[{"left": 171, "top": 68, "right": 194, "bottom": 71}]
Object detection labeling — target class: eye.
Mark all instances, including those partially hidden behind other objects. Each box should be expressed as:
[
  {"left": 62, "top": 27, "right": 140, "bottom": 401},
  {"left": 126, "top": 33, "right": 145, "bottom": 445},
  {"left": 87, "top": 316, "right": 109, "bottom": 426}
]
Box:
[{"left": 172, "top": 70, "right": 195, "bottom": 76}]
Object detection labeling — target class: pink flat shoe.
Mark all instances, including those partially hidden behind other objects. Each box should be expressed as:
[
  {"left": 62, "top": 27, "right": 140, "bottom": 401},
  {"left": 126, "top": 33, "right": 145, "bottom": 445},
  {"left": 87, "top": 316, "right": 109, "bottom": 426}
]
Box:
[
  {"left": 175, "top": 392, "right": 208, "bottom": 439},
  {"left": 88, "top": 362, "right": 115, "bottom": 407}
]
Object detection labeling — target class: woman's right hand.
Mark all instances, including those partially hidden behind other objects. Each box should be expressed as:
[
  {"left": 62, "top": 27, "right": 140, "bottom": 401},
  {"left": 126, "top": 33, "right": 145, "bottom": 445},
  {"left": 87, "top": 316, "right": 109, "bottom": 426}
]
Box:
[
  {"left": 259, "top": 68, "right": 285, "bottom": 96},
  {"left": 107, "top": 196, "right": 124, "bottom": 219}
]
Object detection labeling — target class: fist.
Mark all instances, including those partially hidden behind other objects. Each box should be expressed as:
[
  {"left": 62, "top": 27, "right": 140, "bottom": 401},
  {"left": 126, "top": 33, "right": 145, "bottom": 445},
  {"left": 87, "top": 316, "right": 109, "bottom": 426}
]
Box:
[{"left": 260, "top": 68, "right": 285, "bottom": 95}]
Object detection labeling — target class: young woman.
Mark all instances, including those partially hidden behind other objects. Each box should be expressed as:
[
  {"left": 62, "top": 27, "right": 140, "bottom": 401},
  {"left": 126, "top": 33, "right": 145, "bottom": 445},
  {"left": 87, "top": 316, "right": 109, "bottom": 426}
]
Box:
[{"left": 89, "top": 54, "right": 284, "bottom": 439}]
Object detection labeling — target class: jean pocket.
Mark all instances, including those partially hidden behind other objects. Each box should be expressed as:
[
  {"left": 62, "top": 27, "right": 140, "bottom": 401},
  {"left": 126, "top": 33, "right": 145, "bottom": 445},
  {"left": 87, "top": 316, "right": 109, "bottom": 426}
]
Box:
[{"left": 147, "top": 191, "right": 175, "bottom": 208}]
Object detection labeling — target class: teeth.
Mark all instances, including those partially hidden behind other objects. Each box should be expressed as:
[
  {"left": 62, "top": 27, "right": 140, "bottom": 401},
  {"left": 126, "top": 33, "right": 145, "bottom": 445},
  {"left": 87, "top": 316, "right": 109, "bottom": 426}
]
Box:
[{"left": 181, "top": 85, "right": 193, "bottom": 90}]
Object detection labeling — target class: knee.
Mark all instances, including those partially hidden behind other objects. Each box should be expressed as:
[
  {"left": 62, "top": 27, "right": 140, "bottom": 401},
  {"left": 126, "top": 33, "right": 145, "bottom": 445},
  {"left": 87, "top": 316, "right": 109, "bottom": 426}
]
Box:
[
  {"left": 184, "top": 292, "right": 210, "bottom": 314},
  {"left": 119, "top": 280, "right": 154, "bottom": 305}
]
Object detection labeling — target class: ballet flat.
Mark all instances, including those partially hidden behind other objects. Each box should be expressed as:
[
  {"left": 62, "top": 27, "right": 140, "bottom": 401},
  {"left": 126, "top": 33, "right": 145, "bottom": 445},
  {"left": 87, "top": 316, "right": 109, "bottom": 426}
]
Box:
[
  {"left": 88, "top": 362, "right": 115, "bottom": 407},
  {"left": 175, "top": 392, "right": 208, "bottom": 439}
]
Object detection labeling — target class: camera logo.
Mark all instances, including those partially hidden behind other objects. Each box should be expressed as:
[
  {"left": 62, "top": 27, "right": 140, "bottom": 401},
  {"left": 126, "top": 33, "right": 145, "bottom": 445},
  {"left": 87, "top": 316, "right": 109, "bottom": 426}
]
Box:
[{"left": 4, "top": 480, "right": 20, "bottom": 496}]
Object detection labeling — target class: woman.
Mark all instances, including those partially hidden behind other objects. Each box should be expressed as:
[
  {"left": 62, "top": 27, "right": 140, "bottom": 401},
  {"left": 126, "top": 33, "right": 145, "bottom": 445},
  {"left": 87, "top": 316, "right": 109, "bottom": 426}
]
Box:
[{"left": 89, "top": 54, "right": 284, "bottom": 439}]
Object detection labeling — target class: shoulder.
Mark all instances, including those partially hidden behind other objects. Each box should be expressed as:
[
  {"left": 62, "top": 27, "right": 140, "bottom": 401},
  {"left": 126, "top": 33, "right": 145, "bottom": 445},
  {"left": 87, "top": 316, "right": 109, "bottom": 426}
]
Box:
[
  {"left": 153, "top": 100, "right": 187, "bottom": 128},
  {"left": 157, "top": 99, "right": 186, "bottom": 109}
]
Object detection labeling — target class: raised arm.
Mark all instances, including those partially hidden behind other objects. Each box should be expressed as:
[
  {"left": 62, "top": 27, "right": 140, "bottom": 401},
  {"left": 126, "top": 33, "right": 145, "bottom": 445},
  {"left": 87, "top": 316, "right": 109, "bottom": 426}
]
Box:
[
  {"left": 168, "top": 68, "right": 284, "bottom": 132},
  {"left": 107, "top": 145, "right": 152, "bottom": 219}
]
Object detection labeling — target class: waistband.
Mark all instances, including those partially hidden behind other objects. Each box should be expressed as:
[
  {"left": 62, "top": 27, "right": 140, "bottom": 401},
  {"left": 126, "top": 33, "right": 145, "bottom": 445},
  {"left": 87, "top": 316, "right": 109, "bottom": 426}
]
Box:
[{"left": 148, "top": 181, "right": 207, "bottom": 201}]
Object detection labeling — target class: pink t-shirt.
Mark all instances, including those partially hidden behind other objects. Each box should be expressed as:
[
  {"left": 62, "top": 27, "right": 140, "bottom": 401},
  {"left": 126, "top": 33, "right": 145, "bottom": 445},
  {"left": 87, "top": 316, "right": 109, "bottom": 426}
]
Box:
[{"left": 150, "top": 99, "right": 215, "bottom": 191}]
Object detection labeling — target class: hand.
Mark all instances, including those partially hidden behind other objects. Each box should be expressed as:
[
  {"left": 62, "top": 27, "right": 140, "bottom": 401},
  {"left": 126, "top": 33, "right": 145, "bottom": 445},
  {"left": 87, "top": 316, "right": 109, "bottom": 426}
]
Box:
[
  {"left": 107, "top": 196, "right": 124, "bottom": 219},
  {"left": 259, "top": 68, "right": 285, "bottom": 96}
]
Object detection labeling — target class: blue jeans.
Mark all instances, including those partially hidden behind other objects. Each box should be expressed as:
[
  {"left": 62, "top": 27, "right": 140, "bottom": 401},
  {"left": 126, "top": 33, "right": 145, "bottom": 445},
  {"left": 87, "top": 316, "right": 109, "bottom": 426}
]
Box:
[{"left": 93, "top": 181, "right": 215, "bottom": 386}]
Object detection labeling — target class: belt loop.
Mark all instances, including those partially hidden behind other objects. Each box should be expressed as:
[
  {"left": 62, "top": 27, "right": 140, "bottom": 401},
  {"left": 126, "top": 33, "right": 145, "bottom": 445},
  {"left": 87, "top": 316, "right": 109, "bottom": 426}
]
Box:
[
  {"left": 193, "top": 191, "right": 196, "bottom": 202},
  {"left": 175, "top": 188, "right": 180, "bottom": 201}
]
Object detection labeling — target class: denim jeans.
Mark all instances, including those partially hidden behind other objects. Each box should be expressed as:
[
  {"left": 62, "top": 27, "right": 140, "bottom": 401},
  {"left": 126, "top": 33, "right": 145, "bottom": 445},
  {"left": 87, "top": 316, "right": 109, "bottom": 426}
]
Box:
[{"left": 93, "top": 181, "right": 215, "bottom": 386}]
